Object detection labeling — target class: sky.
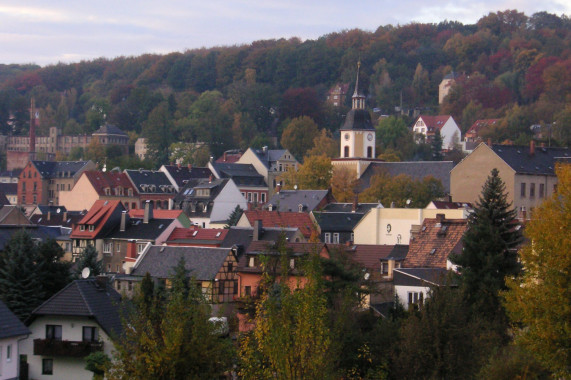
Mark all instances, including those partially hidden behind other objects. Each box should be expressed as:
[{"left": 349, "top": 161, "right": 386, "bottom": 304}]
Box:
[{"left": 1, "top": 1, "right": 570, "bottom": 67}]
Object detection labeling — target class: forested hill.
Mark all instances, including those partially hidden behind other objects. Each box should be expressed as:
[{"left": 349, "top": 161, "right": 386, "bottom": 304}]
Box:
[{"left": 0, "top": 10, "right": 569, "bottom": 163}]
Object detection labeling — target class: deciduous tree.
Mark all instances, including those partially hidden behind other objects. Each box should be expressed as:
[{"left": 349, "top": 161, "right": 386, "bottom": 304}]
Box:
[
  {"left": 503, "top": 164, "right": 571, "bottom": 378},
  {"left": 280, "top": 116, "right": 319, "bottom": 162}
]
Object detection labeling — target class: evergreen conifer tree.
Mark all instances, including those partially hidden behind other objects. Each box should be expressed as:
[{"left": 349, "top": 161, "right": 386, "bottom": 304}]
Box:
[
  {"left": 225, "top": 205, "right": 243, "bottom": 228},
  {"left": 451, "top": 168, "right": 522, "bottom": 319},
  {"left": 431, "top": 129, "right": 443, "bottom": 160},
  {"left": 36, "top": 239, "right": 72, "bottom": 296},
  {"left": 0, "top": 230, "right": 45, "bottom": 320},
  {"left": 74, "top": 245, "right": 103, "bottom": 277}
]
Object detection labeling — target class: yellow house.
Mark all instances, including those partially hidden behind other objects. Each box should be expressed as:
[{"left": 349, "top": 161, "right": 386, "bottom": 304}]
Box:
[
  {"left": 353, "top": 207, "right": 468, "bottom": 245},
  {"left": 450, "top": 142, "right": 567, "bottom": 217}
]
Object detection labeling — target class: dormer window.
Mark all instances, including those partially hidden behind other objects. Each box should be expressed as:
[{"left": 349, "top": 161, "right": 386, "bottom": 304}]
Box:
[
  {"left": 104, "top": 188, "right": 110, "bottom": 195},
  {"left": 80, "top": 225, "right": 85, "bottom": 231},
  {"left": 88, "top": 225, "right": 95, "bottom": 232},
  {"left": 248, "top": 257, "right": 255, "bottom": 267},
  {"left": 128, "top": 189, "right": 133, "bottom": 196},
  {"left": 298, "top": 204, "right": 303, "bottom": 212}
]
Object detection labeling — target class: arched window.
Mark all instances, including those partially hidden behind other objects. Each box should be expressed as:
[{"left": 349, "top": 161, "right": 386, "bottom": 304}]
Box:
[
  {"left": 367, "top": 146, "right": 373, "bottom": 158},
  {"left": 344, "top": 146, "right": 349, "bottom": 158}
]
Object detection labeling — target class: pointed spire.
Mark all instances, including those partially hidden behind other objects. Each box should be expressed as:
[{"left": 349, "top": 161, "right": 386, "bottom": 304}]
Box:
[{"left": 352, "top": 60, "right": 365, "bottom": 110}]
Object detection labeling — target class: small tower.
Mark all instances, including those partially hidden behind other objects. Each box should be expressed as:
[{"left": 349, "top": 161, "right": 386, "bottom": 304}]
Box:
[
  {"left": 29, "top": 98, "right": 38, "bottom": 161},
  {"left": 339, "top": 61, "right": 375, "bottom": 159}
]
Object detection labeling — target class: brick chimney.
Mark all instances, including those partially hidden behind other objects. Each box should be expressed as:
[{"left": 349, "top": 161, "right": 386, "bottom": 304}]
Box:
[
  {"left": 143, "top": 200, "right": 153, "bottom": 224},
  {"left": 47, "top": 211, "right": 51, "bottom": 221},
  {"left": 530, "top": 140, "right": 535, "bottom": 155},
  {"left": 209, "top": 174, "right": 213, "bottom": 183},
  {"left": 223, "top": 152, "right": 227, "bottom": 162},
  {"left": 436, "top": 213, "right": 445, "bottom": 223},
  {"left": 352, "top": 195, "right": 358, "bottom": 213},
  {"left": 487, "top": 138, "right": 492, "bottom": 146},
  {"left": 276, "top": 183, "right": 281, "bottom": 194},
  {"left": 187, "top": 163, "right": 192, "bottom": 170}
]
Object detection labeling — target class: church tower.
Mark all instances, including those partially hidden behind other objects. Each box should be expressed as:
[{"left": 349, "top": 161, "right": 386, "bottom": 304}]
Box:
[{"left": 339, "top": 61, "right": 375, "bottom": 159}]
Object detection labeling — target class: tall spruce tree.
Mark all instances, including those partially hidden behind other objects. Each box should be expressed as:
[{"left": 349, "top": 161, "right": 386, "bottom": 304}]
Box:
[
  {"left": 451, "top": 168, "right": 522, "bottom": 319},
  {"left": 0, "top": 230, "right": 45, "bottom": 320}
]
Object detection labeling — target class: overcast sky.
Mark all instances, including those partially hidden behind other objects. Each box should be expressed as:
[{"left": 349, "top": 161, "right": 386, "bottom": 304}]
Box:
[{"left": 1, "top": 1, "right": 569, "bottom": 67}]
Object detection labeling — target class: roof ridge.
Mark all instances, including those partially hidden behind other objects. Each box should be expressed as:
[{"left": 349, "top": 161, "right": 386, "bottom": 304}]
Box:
[{"left": 75, "top": 280, "right": 95, "bottom": 316}]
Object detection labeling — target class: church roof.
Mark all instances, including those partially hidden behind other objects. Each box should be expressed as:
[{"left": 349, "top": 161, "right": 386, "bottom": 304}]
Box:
[{"left": 341, "top": 109, "right": 374, "bottom": 131}]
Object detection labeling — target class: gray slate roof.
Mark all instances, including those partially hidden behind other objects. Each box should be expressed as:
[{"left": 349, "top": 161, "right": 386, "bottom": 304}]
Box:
[
  {"left": 106, "top": 218, "right": 175, "bottom": 240},
  {"left": 32, "top": 161, "right": 91, "bottom": 179},
  {"left": 0, "top": 300, "right": 30, "bottom": 339},
  {"left": 312, "top": 211, "right": 365, "bottom": 232},
  {"left": 125, "top": 169, "right": 175, "bottom": 194},
  {"left": 340, "top": 109, "right": 374, "bottom": 130},
  {"left": 221, "top": 226, "right": 301, "bottom": 249},
  {"left": 321, "top": 202, "right": 379, "bottom": 213},
  {"left": 394, "top": 268, "right": 451, "bottom": 286},
  {"left": 161, "top": 165, "right": 212, "bottom": 188},
  {"left": 210, "top": 163, "right": 266, "bottom": 187},
  {"left": 92, "top": 124, "right": 127, "bottom": 136},
  {"left": 358, "top": 161, "right": 454, "bottom": 193},
  {"left": 386, "top": 244, "right": 409, "bottom": 260},
  {"left": 173, "top": 178, "right": 228, "bottom": 218},
  {"left": 31, "top": 279, "right": 122, "bottom": 337},
  {"left": 0, "top": 226, "right": 66, "bottom": 250},
  {"left": 491, "top": 144, "right": 569, "bottom": 176},
  {"left": 266, "top": 190, "right": 331, "bottom": 212},
  {"left": 132, "top": 246, "right": 230, "bottom": 280},
  {"left": 252, "top": 149, "right": 290, "bottom": 169}
]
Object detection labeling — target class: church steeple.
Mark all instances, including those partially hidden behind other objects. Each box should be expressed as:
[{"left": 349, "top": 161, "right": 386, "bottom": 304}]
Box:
[{"left": 352, "top": 60, "right": 366, "bottom": 110}]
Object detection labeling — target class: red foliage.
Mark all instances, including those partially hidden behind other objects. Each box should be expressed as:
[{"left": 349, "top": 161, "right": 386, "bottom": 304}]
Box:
[
  {"left": 524, "top": 56, "right": 560, "bottom": 100},
  {"left": 8, "top": 72, "right": 43, "bottom": 93}
]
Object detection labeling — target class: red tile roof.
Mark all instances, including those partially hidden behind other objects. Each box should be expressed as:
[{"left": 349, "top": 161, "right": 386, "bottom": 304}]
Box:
[
  {"left": 346, "top": 244, "right": 395, "bottom": 271},
  {"left": 404, "top": 216, "right": 468, "bottom": 268},
  {"left": 417, "top": 115, "right": 453, "bottom": 132},
  {"left": 167, "top": 227, "right": 228, "bottom": 243},
  {"left": 128, "top": 209, "right": 183, "bottom": 219},
  {"left": 71, "top": 200, "right": 123, "bottom": 239},
  {"left": 243, "top": 210, "right": 317, "bottom": 238},
  {"left": 83, "top": 171, "right": 138, "bottom": 196}
]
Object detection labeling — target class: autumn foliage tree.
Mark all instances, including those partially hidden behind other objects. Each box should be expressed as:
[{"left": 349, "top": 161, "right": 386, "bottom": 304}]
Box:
[
  {"left": 503, "top": 164, "right": 571, "bottom": 378},
  {"left": 280, "top": 116, "right": 319, "bottom": 162},
  {"left": 331, "top": 167, "right": 359, "bottom": 202}
]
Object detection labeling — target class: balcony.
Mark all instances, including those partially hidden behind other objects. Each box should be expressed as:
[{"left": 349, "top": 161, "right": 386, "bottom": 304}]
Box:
[{"left": 34, "top": 339, "right": 103, "bottom": 357}]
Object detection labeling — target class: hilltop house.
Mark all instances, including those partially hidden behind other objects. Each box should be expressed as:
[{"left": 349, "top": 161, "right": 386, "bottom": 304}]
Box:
[{"left": 412, "top": 115, "right": 461, "bottom": 151}]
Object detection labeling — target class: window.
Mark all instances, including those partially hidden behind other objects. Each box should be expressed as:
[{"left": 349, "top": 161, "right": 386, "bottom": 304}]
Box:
[
  {"left": 530, "top": 183, "right": 535, "bottom": 198},
  {"left": 539, "top": 183, "right": 545, "bottom": 198},
  {"left": 344, "top": 146, "right": 349, "bottom": 158},
  {"left": 367, "top": 146, "right": 373, "bottom": 158},
  {"left": 137, "top": 243, "right": 146, "bottom": 254},
  {"left": 82, "top": 326, "right": 98, "bottom": 342},
  {"left": 408, "top": 292, "right": 424, "bottom": 309},
  {"left": 116, "top": 242, "right": 121, "bottom": 252},
  {"left": 6, "top": 344, "right": 11, "bottom": 361},
  {"left": 128, "top": 281, "right": 133, "bottom": 291},
  {"left": 289, "top": 258, "right": 295, "bottom": 269},
  {"left": 103, "top": 242, "right": 112, "bottom": 253},
  {"left": 33, "top": 182, "right": 37, "bottom": 191},
  {"left": 248, "top": 257, "right": 255, "bottom": 267},
  {"left": 233, "top": 281, "right": 238, "bottom": 295},
  {"left": 45, "top": 325, "right": 62, "bottom": 340},
  {"left": 42, "top": 359, "right": 53, "bottom": 375},
  {"left": 520, "top": 183, "right": 526, "bottom": 197},
  {"left": 22, "top": 182, "right": 26, "bottom": 191},
  {"left": 218, "top": 280, "right": 224, "bottom": 294},
  {"left": 333, "top": 233, "right": 340, "bottom": 244},
  {"left": 80, "top": 225, "right": 85, "bottom": 231},
  {"left": 350, "top": 233, "right": 354, "bottom": 242},
  {"left": 380, "top": 261, "right": 388, "bottom": 274},
  {"left": 261, "top": 193, "right": 266, "bottom": 203},
  {"left": 117, "top": 281, "right": 121, "bottom": 290},
  {"left": 245, "top": 286, "right": 251, "bottom": 296},
  {"left": 253, "top": 193, "right": 258, "bottom": 203},
  {"left": 228, "top": 262, "right": 233, "bottom": 272},
  {"left": 324, "top": 233, "right": 331, "bottom": 243},
  {"left": 88, "top": 225, "right": 95, "bottom": 232},
  {"left": 247, "top": 192, "right": 252, "bottom": 202}
]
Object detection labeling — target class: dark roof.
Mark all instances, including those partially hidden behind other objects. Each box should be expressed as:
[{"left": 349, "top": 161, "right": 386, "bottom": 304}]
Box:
[
  {"left": 0, "top": 169, "right": 22, "bottom": 178},
  {"left": 0, "top": 300, "right": 30, "bottom": 339},
  {"left": 125, "top": 169, "right": 175, "bottom": 194},
  {"left": 443, "top": 72, "right": 458, "bottom": 80},
  {"left": 341, "top": 109, "right": 374, "bottom": 131},
  {"left": 321, "top": 202, "right": 378, "bottom": 213},
  {"left": 312, "top": 211, "right": 365, "bottom": 232},
  {"left": 0, "top": 225, "right": 66, "bottom": 250},
  {"left": 173, "top": 178, "right": 229, "bottom": 218},
  {"left": 220, "top": 226, "right": 302, "bottom": 249},
  {"left": 30, "top": 212, "right": 84, "bottom": 228},
  {"left": 35, "top": 205, "right": 68, "bottom": 215},
  {"left": 32, "top": 161, "right": 91, "bottom": 179},
  {"left": 0, "top": 183, "right": 17, "bottom": 195},
  {"left": 92, "top": 124, "right": 127, "bottom": 136},
  {"left": 161, "top": 165, "right": 212, "bottom": 188},
  {"left": 266, "top": 189, "right": 333, "bottom": 212},
  {"left": 251, "top": 148, "right": 296, "bottom": 169},
  {"left": 0, "top": 193, "right": 10, "bottom": 206},
  {"left": 386, "top": 244, "right": 409, "bottom": 260},
  {"left": 31, "top": 279, "right": 122, "bottom": 337},
  {"left": 243, "top": 210, "right": 317, "bottom": 238},
  {"left": 106, "top": 218, "right": 175, "bottom": 240},
  {"left": 83, "top": 171, "right": 138, "bottom": 196},
  {"left": 131, "top": 246, "right": 230, "bottom": 280},
  {"left": 210, "top": 163, "right": 266, "bottom": 187},
  {"left": 491, "top": 144, "right": 570, "bottom": 176},
  {"left": 394, "top": 268, "right": 452, "bottom": 286},
  {"left": 429, "top": 201, "right": 473, "bottom": 209},
  {"left": 343, "top": 244, "right": 394, "bottom": 271},
  {"left": 358, "top": 161, "right": 454, "bottom": 193}
]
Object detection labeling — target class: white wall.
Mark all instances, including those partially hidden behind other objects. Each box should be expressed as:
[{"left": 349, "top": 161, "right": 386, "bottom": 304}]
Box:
[
  {"left": 441, "top": 118, "right": 461, "bottom": 150},
  {"left": 395, "top": 285, "right": 431, "bottom": 311},
  {"left": 21, "top": 316, "right": 114, "bottom": 380},
  {"left": 210, "top": 181, "right": 248, "bottom": 225},
  {"left": 0, "top": 336, "right": 26, "bottom": 380}
]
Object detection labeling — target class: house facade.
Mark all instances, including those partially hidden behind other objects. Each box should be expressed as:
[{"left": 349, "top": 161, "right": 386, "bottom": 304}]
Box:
[
  {"left": 412, "top": 115, "right": 461, "bottom": 151},
  {"left": 0, "top": 300, "right": 30, "bottom": 380}
]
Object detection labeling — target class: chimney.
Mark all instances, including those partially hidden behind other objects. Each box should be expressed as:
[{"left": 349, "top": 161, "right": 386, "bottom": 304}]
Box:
[
  {"left": 177, "top": 162, "right": 181, "bottom": 169},
  {"left": 487, "top": 138, "right": 492, "bottom": 146},
  {"left": 120, "top": 210, "right": 127, "bottom": 232},
  {"left": 276, "top": 183, "right": 281, "bottom": 194},
  {"left": 47, "top": 211, "right": 51, "bottom": 221},
  {"left": 253, "top": 219, "right": 262, "bottom": 241},
  {"left": 143, "top": 200, "right": 153, "bottom": 224},
  {"left": 530, "top": 140, "right": 535, "bottom": 155},
  {"left": 95, "top": 275, "right": 108, "bottom": 289},
  {"left": 352, "top": 195, "right": 358, "bottom": 213},
  {"left": 209, "top": 156, "right": 214, "bottom": 163},
  {"left": 209, "top": 174, "right": 213, "bottom": 183},
  {"left": 521, "top": 206, "right": 527, "bottom": 221},
  {"left": 63, "top": 211, "right": 68, "bottom": 222},
  {"left": 187, "top": 163, "right": 192, "bottom": 170},
  {"left": 436, "top": 213, "right": 445, "bottom": 223},
  {"left": 223, "top": 152, "right": 227, "bottom": 162},
  {"left": 390, "top": 201, "right": 396, "bottom": 208}
]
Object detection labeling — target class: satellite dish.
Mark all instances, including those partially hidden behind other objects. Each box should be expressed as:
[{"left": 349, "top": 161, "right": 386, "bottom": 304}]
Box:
[
  {"left": 406, "top": 199, "right": 412, "bottom": 205},
  {"left": 81, "top": 267, "right": 91, "bottom": 279},
  {"left": 102, "top": 164, "right": 107, "bottom": 172},
  {"left": 364, "top": 273, "right": 370, "bottom": 280},
  {"left": 294, "top": 185, "right": 298, "bottom": 190}
]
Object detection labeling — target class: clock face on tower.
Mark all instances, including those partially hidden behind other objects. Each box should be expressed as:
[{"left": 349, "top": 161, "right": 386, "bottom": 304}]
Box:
[
  {"left": 367, "top": 133, "right": 373, "bottom": 141},
  {"left": 344, "top": 133, "right": 350, "bottom": 141}
]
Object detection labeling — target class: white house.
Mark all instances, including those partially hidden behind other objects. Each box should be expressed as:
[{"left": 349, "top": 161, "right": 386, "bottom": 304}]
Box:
[
  {"left": 393, "top": 268, "right": 450, "bottom": 310},
  {"left": 412, "top": 115, "right": 461, "bottom": 151},
  {"left": 20, "top": 279, "right": 122, "bottom": 380},
  {"left": 0, "top": 301, "right": 30, "bottom": 380}
]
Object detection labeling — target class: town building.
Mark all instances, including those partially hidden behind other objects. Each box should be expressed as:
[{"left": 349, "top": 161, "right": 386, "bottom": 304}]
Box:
[
  {"left": 326, "top": 83, "right": 349, "bottom": 107},
  {"left": 412, "top": 115, "right": 461, "bottom": 151},
  {"left": 438, "top": 72, "right": 458, "bottom": 104},
  {"left": 124, "top": 169, "right": 177, "bottom": 210},
  {"left": 265, "top": 188, "right": 335, "bottom": 213},
  {"left": 208, "top": 161, "right": 268, "bottom": 205},
  {"left": 0, "top": 300, "right": 30, "bottom": 380}
]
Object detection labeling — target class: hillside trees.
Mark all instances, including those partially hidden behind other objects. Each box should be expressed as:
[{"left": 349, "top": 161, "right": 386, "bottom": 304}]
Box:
[{"left": 280, "top": 116, "right": 320, "bottom": 161}]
